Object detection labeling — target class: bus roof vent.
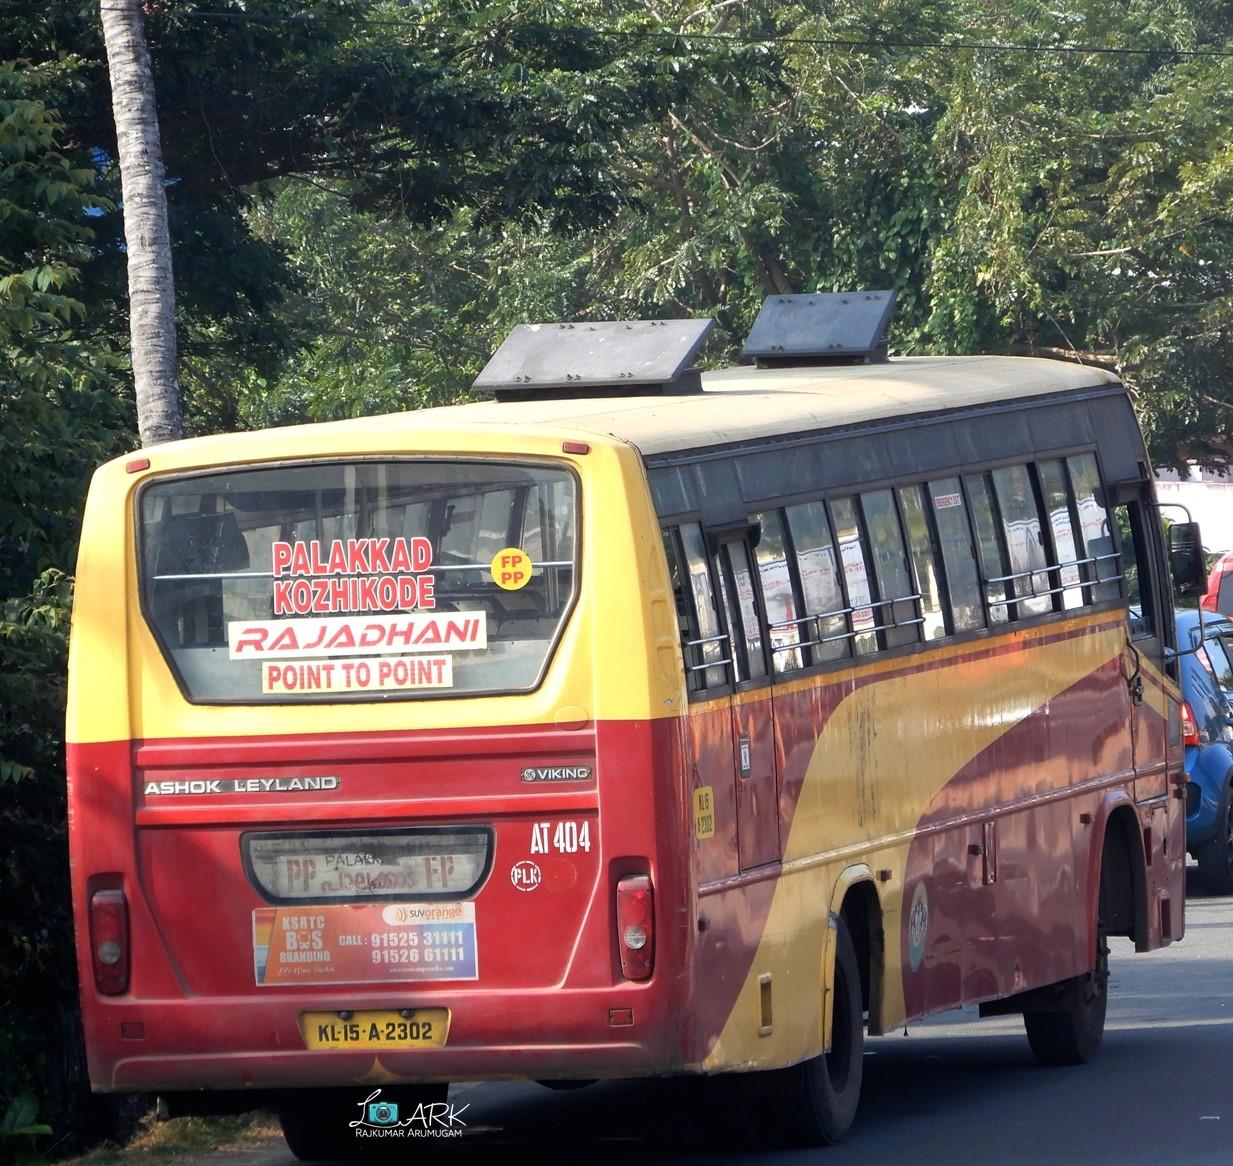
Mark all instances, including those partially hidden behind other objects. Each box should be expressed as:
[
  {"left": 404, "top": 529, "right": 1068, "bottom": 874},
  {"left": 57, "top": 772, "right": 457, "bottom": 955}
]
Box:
[
  {"left": 473, "top": 318, "right": 715, "bottom": 401},
  {"left": 741, "top": 291, "right": 896, "bottom": 368}
]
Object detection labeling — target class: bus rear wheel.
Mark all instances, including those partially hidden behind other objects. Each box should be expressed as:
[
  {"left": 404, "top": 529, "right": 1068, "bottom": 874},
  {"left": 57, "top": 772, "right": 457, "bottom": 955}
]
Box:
[
  {"left": 1023, "top": 925, "right": 1109, "bottom": 1066},
  {"left": 776, "top": 916, "right": 864, "bottom": 1146}
]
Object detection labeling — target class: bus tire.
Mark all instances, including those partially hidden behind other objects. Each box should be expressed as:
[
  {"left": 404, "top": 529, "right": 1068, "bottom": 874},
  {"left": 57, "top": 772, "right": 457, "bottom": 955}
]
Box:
[
  {"left": 1023, "top": 923, "right": 1109, "bottom": 1067},
  {"left": 1196, "top": 777, "right": 1233, "bottom": 896},
  {"left": 777, "top": 916, "right": 864, "bottom": 1146},
  {"left": 278, "top": 1085, "right": 448, "bottom": 1161}
]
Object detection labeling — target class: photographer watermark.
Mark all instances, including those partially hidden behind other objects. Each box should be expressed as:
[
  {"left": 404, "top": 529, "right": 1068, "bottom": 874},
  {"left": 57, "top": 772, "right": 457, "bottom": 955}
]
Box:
[{"left": 349, "top": 1088, "right": 469, "bottom": 1139}]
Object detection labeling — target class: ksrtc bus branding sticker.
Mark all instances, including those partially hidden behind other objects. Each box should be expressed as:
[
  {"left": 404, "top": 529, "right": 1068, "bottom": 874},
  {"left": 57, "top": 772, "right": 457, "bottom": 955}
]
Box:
[
  {"left": 490, "top": 547, "right": 531, "bottom": 590},
  {"left": 907, "top": 881, "right": 929, "bottom": 971},
  {"left": 262, "top": 655, "right": 452, "bottom": 695},
  {"left": 229, "top": 612, "right": 487, "bottom": 660},
  {"left": 271, "top": 537, "right": 436, "bottom": 616},
  {"left": 253, "top": 902, "right": 477, "bottom": 986},
  {"left": 694, "top": 786, "right": 716, "bottom": 840},
  {"left": 510, "top": 860, "right": 542, "bottom": 892}
]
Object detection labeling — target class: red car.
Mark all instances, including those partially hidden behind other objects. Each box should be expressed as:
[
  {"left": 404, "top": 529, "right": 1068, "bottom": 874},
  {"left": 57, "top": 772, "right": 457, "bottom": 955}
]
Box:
[{"left": 1202, "top": 551, "right": 1233, "bottom": 615}]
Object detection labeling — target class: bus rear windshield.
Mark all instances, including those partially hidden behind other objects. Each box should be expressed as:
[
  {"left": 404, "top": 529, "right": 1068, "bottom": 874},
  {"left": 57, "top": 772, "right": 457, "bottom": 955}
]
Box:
[{"left": 138, "top": 460, "right": 578, "bottom": 703}]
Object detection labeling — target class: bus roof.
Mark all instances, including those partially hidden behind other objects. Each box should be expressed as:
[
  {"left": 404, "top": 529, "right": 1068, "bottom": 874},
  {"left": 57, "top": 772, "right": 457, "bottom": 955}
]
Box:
[
  {"left": 128, "top": 355, "right": 1122, "bottom": 469},
  {"left": 412, "top": 354, "right": 1122, "bottom": 456}
]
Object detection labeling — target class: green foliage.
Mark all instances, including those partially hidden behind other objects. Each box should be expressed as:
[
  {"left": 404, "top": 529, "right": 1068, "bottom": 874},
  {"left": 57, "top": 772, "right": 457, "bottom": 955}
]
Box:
[
  {"left": 0, "top": 59, "right": 132, "bottom": 1164},
  {"left": 1, "top": 1096, "right": 54, "bottom": 1141},
  {"left": 1, "top": 1094, "right": 55, "bottom": 1166},
  {"left": 0, "top": 60, "right": 131, "bottom": 590},
  {"left": 0, "top": 572, "right": 75, "bottom": 1166}
]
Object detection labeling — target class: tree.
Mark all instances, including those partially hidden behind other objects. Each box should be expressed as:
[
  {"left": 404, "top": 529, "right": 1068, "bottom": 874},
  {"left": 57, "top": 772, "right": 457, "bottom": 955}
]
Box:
[
  {"left": 0, "top": 57, "right": 132, "bottom": 1154},
  {"left": 99, "top": 0, "right": 181, "bottom": 445}
]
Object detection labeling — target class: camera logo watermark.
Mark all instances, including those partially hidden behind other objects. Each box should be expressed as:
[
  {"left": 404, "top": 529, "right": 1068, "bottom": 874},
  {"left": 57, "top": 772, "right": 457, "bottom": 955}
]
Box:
[{"left": 349, "top": 1088, "right": 469, "bottom": 1139}]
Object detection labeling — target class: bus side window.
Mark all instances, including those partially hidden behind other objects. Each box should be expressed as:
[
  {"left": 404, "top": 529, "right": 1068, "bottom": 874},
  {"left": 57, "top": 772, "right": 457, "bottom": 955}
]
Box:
[
  {"left": 1066, "top": 453, "right": 1120, "bottom": 604},
  {"left": 662, "top": 529, "right": 698, "bottom": 692},
  {"left": 991, "top": 464, "right": 1052, "bottom": 617},
  {"left": 719, "top": 540, "right": 768, "bottom": 682},
  {"left": 927, "top": 478, "right": 986, "bottom": 633},
  {"left": 1038, "top": 459, "right": 1085, "bottom": 610},
  {"left": 899, "top": 485, "right": 948, "bottom": 640},
  {"left": 966, "top": 473, "right": 1012, "bottom": 624},
  {"left": 830, "top": 497, "right": 878, "bottom": 655},
  {"left": 785, "top": 500, "right": 850, "bottom": 663},
  {"left": 675, "top": 523, "right": 730, "bottom": 691},
  {"left": 1113, "top": 502, "right": 1153, "bottom": 638},
  {"left": 861, "top": 489, "right": 920, "bottom": 648},
  {"left": 753, "top": 510, "right": 804, "bottom": 674}
]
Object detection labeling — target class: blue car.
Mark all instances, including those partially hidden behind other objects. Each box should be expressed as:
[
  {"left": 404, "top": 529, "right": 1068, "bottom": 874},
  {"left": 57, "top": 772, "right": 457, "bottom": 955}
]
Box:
[{"left": 1176, "top": 609, "right": 1233, "bottom": 894}]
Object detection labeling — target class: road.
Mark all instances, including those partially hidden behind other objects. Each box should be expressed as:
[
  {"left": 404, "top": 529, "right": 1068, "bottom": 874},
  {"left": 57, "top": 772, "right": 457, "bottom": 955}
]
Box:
[{"left": 205, "top": 875, "right": 1232, "bottom": 1166}]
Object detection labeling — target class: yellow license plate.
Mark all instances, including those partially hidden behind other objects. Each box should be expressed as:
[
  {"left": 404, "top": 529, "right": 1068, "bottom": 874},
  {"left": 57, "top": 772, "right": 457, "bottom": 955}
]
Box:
[{"left": 299, "top": 1009, "right": 450, "bottom": 1050}]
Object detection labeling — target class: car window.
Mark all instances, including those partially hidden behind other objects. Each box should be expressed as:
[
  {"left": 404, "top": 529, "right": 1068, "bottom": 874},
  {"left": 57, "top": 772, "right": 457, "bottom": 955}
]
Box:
[{"left": 1203, "top": 633, "right": 1233, "bottom": 702}]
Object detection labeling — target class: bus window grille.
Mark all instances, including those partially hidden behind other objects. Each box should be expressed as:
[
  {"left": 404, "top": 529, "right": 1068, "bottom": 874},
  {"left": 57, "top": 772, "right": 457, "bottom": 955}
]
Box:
[
  {"left": 683, "top": 633, "right": 734, "bottom": 673},
  {"left": 861, "top": 594, "right": 926, "bottom": 637},
  {"left": 984, "top": 554, "right": 1125, "bottom": 608},
  {"left": 776, "top": 595, "right": 925, "bottom": 652}
]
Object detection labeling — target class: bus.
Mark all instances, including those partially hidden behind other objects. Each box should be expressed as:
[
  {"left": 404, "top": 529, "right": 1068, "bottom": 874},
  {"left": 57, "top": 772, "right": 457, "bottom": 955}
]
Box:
[{"left": 67, "top": 295, "right": 1205, "bottom": 1154}]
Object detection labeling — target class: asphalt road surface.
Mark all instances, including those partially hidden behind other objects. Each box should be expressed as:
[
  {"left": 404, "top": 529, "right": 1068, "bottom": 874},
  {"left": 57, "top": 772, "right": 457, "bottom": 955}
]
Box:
[{"left": 206, "top": 873, "right": 1232, "bottom": 1166}]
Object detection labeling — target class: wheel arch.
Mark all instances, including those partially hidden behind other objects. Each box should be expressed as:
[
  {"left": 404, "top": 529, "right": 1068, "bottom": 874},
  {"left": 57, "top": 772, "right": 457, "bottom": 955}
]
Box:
[
  {"left": 1088, "top": 796, "right": 1149, "bottom": 954},
  {"left": 825, "top": 867, "right": 884, "bottom": 1043}
]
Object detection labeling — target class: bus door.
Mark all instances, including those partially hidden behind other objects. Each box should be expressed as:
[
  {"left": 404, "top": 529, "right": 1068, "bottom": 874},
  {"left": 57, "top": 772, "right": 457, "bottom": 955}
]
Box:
[
  {"left": 712, "top": 533, "right": 781, "bottom": 872},
  {"left": 1112, "top": 490, "right": 1178, "bottom": 797},
  {"left": 1112, "top": 485, "right": 1185, "bottom": 932}
]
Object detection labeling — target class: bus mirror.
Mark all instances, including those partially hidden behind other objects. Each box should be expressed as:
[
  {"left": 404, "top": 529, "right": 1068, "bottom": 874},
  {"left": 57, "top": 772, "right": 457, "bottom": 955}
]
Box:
[{"left": 1167, "top": 522, "right": 1206, "bottom": 597}]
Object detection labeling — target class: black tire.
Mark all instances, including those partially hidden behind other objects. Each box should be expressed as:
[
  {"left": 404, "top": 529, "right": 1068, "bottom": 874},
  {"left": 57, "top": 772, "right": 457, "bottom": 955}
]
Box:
[
  {"left": 1024, "top": 924, "right": 1109, "bottom": 1067},
  {"left": 774, "top": 916, "right": 864, "bottom": 1146},
  {"left": 1197, "top": 778, "right": 1233, "bottom": 896},
  {"left": 279, "top": 1085, "right": 448, "bottom": 1162}
]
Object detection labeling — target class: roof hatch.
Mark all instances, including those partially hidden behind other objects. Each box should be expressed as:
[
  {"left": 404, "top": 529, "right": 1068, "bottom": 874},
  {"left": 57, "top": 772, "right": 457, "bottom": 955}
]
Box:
[
  {"left": 473, "top": 319, "right": 715, "bottom": 401},
  {"left": 742, "top": 291, "right": 896, "bottom": 367}
]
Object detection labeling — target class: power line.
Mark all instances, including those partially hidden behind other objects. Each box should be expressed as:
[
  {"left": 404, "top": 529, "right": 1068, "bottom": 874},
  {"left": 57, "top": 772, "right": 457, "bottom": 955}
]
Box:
[{"left": 96, "top": 5, "right": 1233, "bottom": 59}]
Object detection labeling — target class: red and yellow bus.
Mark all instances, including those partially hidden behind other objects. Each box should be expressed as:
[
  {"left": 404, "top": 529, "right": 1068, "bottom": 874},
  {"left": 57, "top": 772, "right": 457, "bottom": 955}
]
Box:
[{"left": 68, "top": 301, "right": 1203, "bottom": 1153}]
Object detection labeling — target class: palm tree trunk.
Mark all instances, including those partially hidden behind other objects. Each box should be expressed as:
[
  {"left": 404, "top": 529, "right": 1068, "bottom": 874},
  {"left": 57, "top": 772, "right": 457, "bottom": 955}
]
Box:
[{"left": 100, "top": 0, "right": 182, "bottom": 446}]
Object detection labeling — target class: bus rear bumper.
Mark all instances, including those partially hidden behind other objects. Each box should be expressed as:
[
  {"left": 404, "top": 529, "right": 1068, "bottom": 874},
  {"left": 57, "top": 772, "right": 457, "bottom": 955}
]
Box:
[
  {"left": 83, "top": 992, "right": 687, "bottom": 1093},
  {"left": 102, "top": 1042, "right": 665, "bottom": 1093}
]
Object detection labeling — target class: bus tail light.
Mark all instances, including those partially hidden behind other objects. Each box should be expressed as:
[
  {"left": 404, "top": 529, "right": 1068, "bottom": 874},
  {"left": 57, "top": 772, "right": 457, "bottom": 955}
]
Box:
[
  {"left": 1181, "top": 701, "right": 1201, "bottom": 747},
  {"left": 616, "top": 875, "right": 654, "bottom": 981},
  {"left": 89, "top": 889, "right": 130, "bottom": 995}
]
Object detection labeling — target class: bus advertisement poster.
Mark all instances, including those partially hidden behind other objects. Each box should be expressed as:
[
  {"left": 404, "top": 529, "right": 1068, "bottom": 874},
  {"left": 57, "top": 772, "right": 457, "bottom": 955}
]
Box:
[{"left": 253, "top": 902, "right": 479, "bottom": 985}]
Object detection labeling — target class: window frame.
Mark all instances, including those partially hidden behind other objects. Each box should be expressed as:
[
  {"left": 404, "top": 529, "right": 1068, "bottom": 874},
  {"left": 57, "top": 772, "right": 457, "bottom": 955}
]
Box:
[
  {"left": 661, "top": 446, "right": 1126, "bottom": 701},
  {"left": 136, "top": 456, "right": 583, "bottom": 706}
]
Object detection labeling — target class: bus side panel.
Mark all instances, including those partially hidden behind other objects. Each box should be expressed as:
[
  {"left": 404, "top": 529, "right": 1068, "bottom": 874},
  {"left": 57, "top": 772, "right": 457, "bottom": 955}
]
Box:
[
  {"left": 900, "top": 657, "right": 1133, "bottom": 1020},
  {"left": 684, "top": 613, "right": 1142, "bottom": 1071}
]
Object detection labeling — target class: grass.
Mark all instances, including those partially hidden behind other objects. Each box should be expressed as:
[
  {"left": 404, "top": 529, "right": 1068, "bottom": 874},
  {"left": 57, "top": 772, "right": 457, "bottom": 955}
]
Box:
[{"left": 62, "top": 1114, "right": 281, "bottom": 1166}]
